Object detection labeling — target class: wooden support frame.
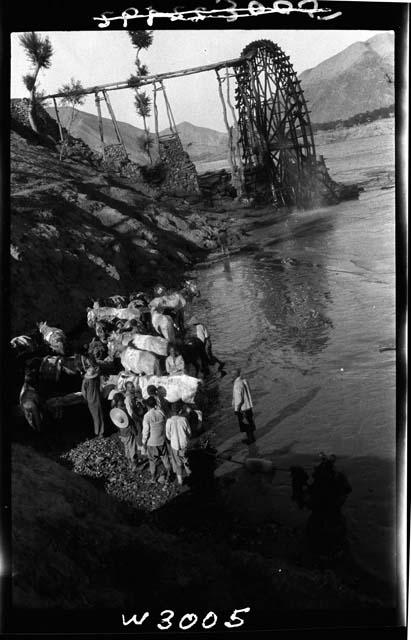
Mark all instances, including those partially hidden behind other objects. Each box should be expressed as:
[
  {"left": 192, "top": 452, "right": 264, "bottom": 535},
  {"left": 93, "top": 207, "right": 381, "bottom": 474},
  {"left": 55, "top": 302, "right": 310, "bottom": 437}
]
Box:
[
  {"left": 43, "top": 56, "right": 244, "bottom": 101},
  {"left": 216, "top": 70, "right": 235, "bottom": 181},
  {"left": 153, "top": 83, "right": 160, "bottom": 154},
  {"left": 161, "top": 81, "right": 178, "bottom": 137},
  {"left": 225, "top": 67, "right": 246, "bottom": 196},
  {"left": 94, "top": 92, "right": 105, "bottom": 151},
  {"left": 43, "top": 39, "right": 319, "bottom": 209},
  {"left": 102, "top": 89, "right": 129, "bottom": 159},
  {"left": 52, "top": 98, "right": 64, "bottom": 143}
]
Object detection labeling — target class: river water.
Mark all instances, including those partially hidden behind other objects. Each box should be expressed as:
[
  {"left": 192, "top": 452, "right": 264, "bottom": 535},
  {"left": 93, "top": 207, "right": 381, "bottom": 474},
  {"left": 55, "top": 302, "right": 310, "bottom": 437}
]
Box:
[{"left": 190, "top": 131, "right": 396, "bottom": 586}]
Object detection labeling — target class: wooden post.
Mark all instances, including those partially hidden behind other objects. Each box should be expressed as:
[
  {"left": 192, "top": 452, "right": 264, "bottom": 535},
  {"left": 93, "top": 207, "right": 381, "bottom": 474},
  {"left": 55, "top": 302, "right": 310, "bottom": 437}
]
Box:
[
  {"left": 161, "top": 81, "right": 178, "bottom": 136},
  {"left": 102, "top": 89, "right": 128, "bottom": 159},
  {"left": 153, "top": 83, "right": 160, "bottom": 155},
  {"left": 216, "top": 70, "right": 236, "bottom": 189},
  {"left": 95, "top": 92, "right": 105, "bottom": 151},
  {"left": 53, "top": 98, "right": 64, "bottom": 143},
  {"left": 225, "top": 67, "right": 246, "bottom": 196}
]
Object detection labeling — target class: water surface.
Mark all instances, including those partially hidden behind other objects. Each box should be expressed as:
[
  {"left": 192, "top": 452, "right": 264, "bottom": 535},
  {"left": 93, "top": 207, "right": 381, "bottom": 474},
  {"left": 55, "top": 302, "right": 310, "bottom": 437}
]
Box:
[{"left": 190, "top": 132, "right": 396, "bottom": 584}]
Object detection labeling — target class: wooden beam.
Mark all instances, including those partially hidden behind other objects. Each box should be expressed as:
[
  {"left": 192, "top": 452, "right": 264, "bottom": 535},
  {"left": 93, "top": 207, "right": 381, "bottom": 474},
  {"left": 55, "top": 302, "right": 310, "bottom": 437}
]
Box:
[
  {"left": 52, "top": 98, "right": 64, "bottom": 143},
  {"left": 42, "top": 56, "right": 244, "bottom": 100},
  {"left": 153, "top": 83, "right": 160, "bottom": 154}
]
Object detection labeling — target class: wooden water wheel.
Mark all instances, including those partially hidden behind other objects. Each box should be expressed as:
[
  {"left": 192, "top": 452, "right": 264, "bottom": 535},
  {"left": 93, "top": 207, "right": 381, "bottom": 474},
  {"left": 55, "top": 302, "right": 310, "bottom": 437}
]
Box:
[{"left": 234, "top": 40, "right": 317, "bottom": 207}]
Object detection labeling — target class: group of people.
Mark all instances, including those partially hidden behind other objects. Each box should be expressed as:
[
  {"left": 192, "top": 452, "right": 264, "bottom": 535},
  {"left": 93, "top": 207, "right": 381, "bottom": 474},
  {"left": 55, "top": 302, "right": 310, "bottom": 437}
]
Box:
[
  {"left": 109, "top": 383, "right": 196, "bottom": 486},
  {"left": 81, "top": 357, "right": 256, "bottom": 489},
  {"left": 79, "top": 303, "right": 223, "bottom": 485},
  {"left": 16, "top": 279, "right": 258, "bottom": 486},
  {"left": 81, "top": 359, "right": 202, "bottom": 486}
]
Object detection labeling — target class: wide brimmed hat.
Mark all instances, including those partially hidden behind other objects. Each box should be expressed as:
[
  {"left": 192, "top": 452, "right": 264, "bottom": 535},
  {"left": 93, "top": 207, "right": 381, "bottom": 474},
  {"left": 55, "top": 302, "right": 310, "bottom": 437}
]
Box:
[{"left": 110, "top": 408, "right": 129, "bottom": 429}]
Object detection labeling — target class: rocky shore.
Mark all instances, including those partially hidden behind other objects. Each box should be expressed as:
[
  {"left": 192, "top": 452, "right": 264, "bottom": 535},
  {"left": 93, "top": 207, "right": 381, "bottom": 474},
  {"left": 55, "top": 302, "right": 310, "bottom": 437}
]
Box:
[{"left": 10, "top": 122, "right": 247, "bottom": 337}]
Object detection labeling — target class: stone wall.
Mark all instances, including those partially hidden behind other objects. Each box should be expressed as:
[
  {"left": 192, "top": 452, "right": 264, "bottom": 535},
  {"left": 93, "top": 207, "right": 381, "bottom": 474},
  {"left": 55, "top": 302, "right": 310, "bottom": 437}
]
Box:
[
  {"left": 11, "top": 98, "right": 61, "bottom": 140},
  {"left": 158, "top": 135, "right": 200, "bottom": 194},
  {"left": 101, "top": 143, "right": 145, "bottom": 181},
  {"left": 101, "top": 143, "right": 128, "bottom": 169},
  {"left": 11, "top": 98, "right": 101, "bottom": 166}
]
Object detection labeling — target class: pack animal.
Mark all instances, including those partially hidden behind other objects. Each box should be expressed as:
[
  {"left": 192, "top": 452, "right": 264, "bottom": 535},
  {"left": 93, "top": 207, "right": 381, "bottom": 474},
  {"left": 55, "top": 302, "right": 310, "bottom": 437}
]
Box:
[
  {"left": 139, "top": 373, "right": 201, "bottom": 404},
  {"left": 93, "top": 295, "right": 128, "bottom": 308},
  {"left": 37, "top": 321, "right": 67, "bottom": 355},
  {"left": 38, "top": 354, "right": 84, "bottom": 396},
  {"left": 10, "top": 333, "right": 41, "bottom": 357},
  {"left": 107, "top": 338, "right": 162, "bottom": 376},
  {"left": 122, "top": 333, "right": 169, "bottom": 357},
  {"left": 150, "top": 308, "right": 176, "bottom": 342},
  {"left": 150, "top": 280, "right": 199, "bottom": 331},
  {"left": 87, "top": 305, "right": 141, "bottom": 328}
]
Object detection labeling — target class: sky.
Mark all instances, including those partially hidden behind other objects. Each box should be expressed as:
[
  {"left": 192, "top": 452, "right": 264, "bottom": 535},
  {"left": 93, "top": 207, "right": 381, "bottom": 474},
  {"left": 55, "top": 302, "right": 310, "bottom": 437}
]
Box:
[{"left": 10, "top": 29, "right": 389, "bottom": 132}]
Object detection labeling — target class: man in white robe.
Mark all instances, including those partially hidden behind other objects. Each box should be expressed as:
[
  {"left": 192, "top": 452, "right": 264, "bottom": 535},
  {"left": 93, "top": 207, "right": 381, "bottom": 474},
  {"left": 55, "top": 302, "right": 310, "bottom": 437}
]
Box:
[{"left": 232, "top": 368, "right": 256, "bottom": 444}]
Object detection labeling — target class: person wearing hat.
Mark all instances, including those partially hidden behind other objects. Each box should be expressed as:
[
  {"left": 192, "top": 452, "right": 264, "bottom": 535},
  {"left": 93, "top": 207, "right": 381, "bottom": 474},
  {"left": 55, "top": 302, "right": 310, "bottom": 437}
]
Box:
[
  {"left": 165, "top": 401, "right": 192, "bottom": 486},
  {"left": 142, "top": 396, "right": 171, "bottom": 483},
  {"left": 110, "top": 398, "right": 139, "bottom": 469},
  {"left": 81, "top": 360, "right": 106, "bottom": 438},
  {"left": 232, "top": 368, "right": 256, "bottom": 445},
  {"left": 188, "top": 317, "right": 225, "bottom": 373}
]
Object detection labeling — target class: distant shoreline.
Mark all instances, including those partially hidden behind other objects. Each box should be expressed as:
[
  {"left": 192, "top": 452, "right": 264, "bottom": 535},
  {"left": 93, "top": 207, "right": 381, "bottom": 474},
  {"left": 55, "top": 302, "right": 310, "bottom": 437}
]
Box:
[{"left": 196, "top": 117, "right": 394, "bottom": 175}]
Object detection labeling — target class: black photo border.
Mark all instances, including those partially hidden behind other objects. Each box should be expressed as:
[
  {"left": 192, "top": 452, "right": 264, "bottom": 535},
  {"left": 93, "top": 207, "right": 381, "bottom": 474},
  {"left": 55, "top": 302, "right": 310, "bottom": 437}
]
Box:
[{"left": 0, "top": 1, "right": 408, "bottom": 637}]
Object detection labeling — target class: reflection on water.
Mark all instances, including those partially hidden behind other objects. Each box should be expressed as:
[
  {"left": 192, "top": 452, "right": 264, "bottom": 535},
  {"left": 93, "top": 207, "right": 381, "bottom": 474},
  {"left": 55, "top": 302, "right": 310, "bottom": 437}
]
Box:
[
  {"left": 222, "top": 257, "right": 232, "bottom": 280},
  {"left": 250, "top": 254, "right": 333, "bottom": 356},
  {"left": 190, "top": 187, "right": 396, "bottom": 582}
]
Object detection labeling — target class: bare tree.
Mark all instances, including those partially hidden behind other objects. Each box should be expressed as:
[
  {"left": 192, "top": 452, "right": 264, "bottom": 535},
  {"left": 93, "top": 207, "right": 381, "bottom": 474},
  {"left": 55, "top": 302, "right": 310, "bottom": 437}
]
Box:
[
  {"left": 57, "top": 78, "right": 86, "bottom": 160},
  {"left": 19, "top": 32, "right": 53, "bottom": 134}
]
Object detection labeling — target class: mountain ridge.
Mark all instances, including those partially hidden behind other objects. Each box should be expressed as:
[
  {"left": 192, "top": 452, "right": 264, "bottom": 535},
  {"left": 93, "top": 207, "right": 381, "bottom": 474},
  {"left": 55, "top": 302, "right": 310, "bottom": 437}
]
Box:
[{"left": 300, "top": 32, "right": 394, "bottom": 123}]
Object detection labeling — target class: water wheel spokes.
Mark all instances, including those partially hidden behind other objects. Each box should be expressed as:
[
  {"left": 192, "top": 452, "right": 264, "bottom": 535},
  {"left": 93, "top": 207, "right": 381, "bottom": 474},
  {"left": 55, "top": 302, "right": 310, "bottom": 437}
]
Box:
[{"left": 235, "top": 40, "right": 316, "bottom": 207}]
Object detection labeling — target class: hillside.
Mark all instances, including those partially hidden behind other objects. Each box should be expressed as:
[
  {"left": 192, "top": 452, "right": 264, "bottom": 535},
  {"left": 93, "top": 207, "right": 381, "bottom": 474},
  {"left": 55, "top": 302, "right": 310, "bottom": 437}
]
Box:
[
  {"left": 162, "top": 121, "right": 228, "bottom": 162},
  {"left": 45, "top": 106, "right": 151, "bottom": 164},
  {"left": 46, "top": 108, "right": 229, "bottom": 166},
  {"left": 10, "top": 120, "right": 225, "bottom": 336},
  {"left": 300, "top": 33, "right": 394, "bottom": 123}
]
